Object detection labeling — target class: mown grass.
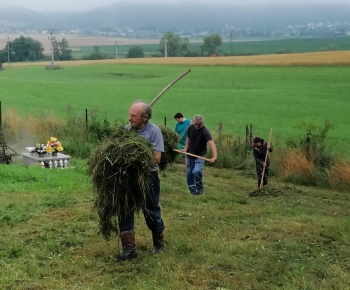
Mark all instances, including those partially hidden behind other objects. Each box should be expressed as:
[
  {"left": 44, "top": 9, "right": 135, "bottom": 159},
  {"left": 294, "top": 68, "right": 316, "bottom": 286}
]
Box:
[
  {"left": 1, "top": 160, "right": 349, "bottom": 289},
  {"left": 1, "top": 53, "right": 350, "bottom": 154}
]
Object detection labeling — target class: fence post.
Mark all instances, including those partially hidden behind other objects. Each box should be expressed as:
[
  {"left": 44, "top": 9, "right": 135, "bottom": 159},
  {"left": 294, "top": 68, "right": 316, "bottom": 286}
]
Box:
[
  {"left": 218, "top": 122, "right": 223, "bottom": 140},
  {"left": 306, "top": 132, "right": 311, "bottom": 159},
  {"left": 245, "top": 124, "right": 249, "bottom": 152},
  {"left": 250, "top": 124, "right": 253, "bottom": 147},
  {"left": 85, "top": 109, "right": 89, "bottom": 141}
]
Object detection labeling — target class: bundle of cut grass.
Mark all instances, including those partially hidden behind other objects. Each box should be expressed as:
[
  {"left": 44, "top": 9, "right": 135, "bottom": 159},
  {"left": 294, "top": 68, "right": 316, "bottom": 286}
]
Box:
[
  {"left": 159, "top": 125, "right": 179, "bottom": 171},
  {"left": 88, "top": 126, "right": 154, "bottom": 240}
]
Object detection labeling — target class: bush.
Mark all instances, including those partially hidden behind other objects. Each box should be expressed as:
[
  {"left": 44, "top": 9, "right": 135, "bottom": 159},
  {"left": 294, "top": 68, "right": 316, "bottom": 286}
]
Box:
[
  {"left": 211, "top": 131, "right": 252, "bottom": 169},
  {"left": 126, "top": 46, "right": 144, "bottom": 58},
  {"left": 286, "top": 120, "right": 334, "bottom": 169}
]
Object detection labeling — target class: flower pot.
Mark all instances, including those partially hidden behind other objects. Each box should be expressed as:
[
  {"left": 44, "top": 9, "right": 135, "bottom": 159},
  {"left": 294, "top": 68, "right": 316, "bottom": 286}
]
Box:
[
  {"left": 37, "top": 153, "right": 45, "bottom": 157},
  {"left": 52, "top": 151, "right": 58, "bottom": 157}
]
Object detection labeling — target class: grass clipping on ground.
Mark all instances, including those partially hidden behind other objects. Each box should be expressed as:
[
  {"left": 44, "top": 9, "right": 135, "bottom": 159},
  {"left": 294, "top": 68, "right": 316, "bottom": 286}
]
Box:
[{"left": 88, "top": 125, "right": 179, "bottom": 240}]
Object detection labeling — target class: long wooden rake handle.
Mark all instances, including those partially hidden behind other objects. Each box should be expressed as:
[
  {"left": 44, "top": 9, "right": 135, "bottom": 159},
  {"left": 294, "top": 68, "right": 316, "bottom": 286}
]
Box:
[
  {"left": 260, "top": 127, "right": 273, "bottom": 189},
  {"left": 149, "top": 69, "right": 191, "bottom": 107},
  {"left": 173, "top": 149, "right": 211, "bottom": 162}
]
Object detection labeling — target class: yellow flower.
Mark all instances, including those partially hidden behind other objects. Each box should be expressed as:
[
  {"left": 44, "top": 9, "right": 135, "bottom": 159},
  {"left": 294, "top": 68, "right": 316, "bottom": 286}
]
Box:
[{"left": 50, "top": 137, "right": 57, "bottom": 142}]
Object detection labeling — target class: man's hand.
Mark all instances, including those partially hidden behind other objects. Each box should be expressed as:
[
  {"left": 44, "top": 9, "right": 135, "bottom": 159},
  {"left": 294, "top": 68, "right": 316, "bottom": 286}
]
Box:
[{"left": 209, "top": 157, "right": 216, "bottom": 163}]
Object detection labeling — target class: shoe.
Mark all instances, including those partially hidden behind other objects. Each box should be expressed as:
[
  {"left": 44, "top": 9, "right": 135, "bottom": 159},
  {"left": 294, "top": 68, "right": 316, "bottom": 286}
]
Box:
[
  {"left": 152, "top": 231, "right": 164, "bottom": 254},
  {"left": 196, "top": 190, "right": 203, "bottom": 195},
  {"left": 152, "top": 246, "right": 164, "bottom": 254},
  {"left": 116, "top": 246, "right": 137, "bottom": 260}
]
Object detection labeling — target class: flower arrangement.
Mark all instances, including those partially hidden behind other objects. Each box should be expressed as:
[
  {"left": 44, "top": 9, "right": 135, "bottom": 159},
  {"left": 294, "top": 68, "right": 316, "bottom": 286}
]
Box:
[
  {"left": 31, "top": 143, "right": 47, "bottom": 155},
  {"left": 46, "top": 137, "right": 64, "bottom": 154}
]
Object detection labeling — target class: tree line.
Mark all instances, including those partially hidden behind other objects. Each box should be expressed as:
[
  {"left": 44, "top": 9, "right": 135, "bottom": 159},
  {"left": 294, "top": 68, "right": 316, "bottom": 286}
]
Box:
[{"left": 0, "top": 32, "right": 223, "bottom": 63}]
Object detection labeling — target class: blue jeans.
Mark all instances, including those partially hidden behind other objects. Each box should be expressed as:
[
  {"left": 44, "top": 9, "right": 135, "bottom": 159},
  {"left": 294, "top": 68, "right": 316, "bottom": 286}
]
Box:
[
  {"left": 186, "top": 156, "right": 204, "bottom": 194},
  {"left": 119, "top": 171, "right": 164, "bottom": 234}
]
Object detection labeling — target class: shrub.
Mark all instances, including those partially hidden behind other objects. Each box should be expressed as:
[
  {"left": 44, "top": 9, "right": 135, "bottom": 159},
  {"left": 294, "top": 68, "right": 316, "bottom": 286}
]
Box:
[{"left": 126, "top": 46, "right": 144, "bottom": 58}]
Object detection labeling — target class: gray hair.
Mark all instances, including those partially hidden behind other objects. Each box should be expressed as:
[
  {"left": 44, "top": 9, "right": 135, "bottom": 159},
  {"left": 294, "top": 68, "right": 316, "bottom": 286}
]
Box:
[
  {"left": 133, "top": 100, "right": 152, "bottom": 120},
  {"left": 194, "top": 114, "right": 204, "bottom": 123}
]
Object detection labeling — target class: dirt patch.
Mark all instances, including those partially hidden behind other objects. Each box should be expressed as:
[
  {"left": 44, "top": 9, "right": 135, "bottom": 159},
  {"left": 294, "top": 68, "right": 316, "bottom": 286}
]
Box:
[
  {"left": 109, "top": 73, "right": 160, "bottom": 78},
  {"left": 45, "top": 208, "right": 76, "bottom": 220}
]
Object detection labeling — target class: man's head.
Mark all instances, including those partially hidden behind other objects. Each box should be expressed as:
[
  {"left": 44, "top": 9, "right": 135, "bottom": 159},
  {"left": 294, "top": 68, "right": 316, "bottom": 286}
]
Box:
[
  {"left": 128, "top": 101, "right": 152, "bottom": 129},
  {"left": 193, "top": 114, "right": 204, "bottom": 130},
  {"left": 174, "top": 112, "right": 184, "bottom": 122},
  {"left": 253, "top": 136, "right": 263, "bottom": 146}
]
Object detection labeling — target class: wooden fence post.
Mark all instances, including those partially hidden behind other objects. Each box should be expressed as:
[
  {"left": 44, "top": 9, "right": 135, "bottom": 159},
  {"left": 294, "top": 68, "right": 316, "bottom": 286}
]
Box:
[
  {"left": 218, "top": 122, "right": 223, "bottom": 140},
  {"left": 85, "top": 109, "right": 88, "bottom": 132},
  {"left": 250, "top": 124, "right": 253, "bottom": 147}
]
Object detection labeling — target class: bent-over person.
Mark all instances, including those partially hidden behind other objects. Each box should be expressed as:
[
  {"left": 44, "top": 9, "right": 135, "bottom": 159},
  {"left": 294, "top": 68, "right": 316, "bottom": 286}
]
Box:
[{"left": 252, "top": 136, "right": 273, "bottom": 188}]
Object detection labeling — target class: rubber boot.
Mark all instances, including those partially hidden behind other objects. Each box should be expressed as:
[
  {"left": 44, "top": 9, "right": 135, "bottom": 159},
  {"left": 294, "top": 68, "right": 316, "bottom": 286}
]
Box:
[
  {"left": 116, "top": 231, "right": 137, "bottom": 260},
  {"left": 152, "top": 231, "right": 165, "bottom": 254}
]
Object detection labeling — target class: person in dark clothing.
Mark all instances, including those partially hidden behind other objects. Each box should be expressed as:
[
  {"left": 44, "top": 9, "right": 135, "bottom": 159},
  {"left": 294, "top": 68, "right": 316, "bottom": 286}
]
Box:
[
  {"left": 252, "top": 136, "right": 273, "bottom": 188},
  {"left": 182, "top": 114, "right": 217, "bottom": 195}
]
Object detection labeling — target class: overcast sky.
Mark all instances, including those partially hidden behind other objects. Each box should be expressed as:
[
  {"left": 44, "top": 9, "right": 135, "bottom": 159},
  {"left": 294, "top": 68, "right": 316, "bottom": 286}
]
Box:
[{"left": 3, "top": 0, "right": 344, "bottom": 12}]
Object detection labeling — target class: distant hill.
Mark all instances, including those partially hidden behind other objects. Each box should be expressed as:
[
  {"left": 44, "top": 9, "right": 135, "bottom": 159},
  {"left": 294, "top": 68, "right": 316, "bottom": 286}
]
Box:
[
  {"left": 1, "top": 2, "right": 350, "bottom": 31},
  {"left": 0, "top": 6, "right": 51, "bottom": 28}
]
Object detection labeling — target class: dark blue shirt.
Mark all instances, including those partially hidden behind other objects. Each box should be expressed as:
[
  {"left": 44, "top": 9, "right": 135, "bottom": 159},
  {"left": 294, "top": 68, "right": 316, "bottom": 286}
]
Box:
[{"left": 187, "top": 125, "right": 212, "bottom": 158}]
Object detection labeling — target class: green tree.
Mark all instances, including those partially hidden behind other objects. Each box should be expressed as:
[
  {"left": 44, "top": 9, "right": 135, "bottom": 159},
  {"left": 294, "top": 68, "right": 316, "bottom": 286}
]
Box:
[
  {"left": 126, "top": 46, "right": 144, "bottom": 58},
  {"left": 53, "top": 38, "right": 73, "bottom": 61},
  {"left": 10, "top": 36, "right": 44, "bottom": 62},
  {"left": 88, "top": 46, "right": 107, "bottom": 60},
  {"left": 201, "top": 33, "right": 222, "bottom": 56},
  {"left": 158, "top": 32, "right": 191, "bottom": 57}
]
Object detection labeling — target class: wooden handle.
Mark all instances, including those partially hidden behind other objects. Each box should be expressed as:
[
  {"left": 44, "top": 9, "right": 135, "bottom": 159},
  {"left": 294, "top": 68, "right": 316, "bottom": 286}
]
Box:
[
  {"left": 149, "top": 69, "right": 191, "bottom": 107},
  {"left": 173, "top": 149, "right": 211, "bottom": 162},
  {"left": 260, "top": 127, "right": 273, "bottom": 189}
]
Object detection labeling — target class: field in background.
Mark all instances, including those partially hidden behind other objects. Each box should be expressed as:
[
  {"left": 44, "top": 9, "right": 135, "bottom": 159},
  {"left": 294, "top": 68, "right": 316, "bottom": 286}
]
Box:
[
  {"left": 71, "top": 36, "right": 350, "bottom": 59},
  {"left": 1, "top": 34, "right": 350, "bottom": 57},
  {"left": 1, "top": 53, "right": 350, "bottom": 154}
]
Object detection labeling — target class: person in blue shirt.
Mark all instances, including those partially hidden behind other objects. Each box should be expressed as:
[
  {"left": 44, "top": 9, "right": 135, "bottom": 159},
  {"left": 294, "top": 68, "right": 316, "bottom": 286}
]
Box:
[{"left": 174, "top": 112, "right": 191, "bottom": 164}]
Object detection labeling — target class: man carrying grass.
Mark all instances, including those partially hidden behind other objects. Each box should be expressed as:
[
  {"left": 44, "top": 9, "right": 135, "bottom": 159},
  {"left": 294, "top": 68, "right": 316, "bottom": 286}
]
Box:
[{"left": 116, "top": 101, "right": 165, "bottom": 260}]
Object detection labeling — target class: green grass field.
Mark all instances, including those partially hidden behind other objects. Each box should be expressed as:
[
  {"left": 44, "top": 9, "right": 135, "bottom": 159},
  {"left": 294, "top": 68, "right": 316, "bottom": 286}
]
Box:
[
  {"left": 1, "top": 63, "right": 350, "bottom": 154},
  {"left": 1, "top": 55, "right": 350, "bottom": 289},
  {"left": 1, "top": 160, "right": 349, "bottom": 289},
  {"left": 71, "top": 36, "right": 350, "bottom": 59}
]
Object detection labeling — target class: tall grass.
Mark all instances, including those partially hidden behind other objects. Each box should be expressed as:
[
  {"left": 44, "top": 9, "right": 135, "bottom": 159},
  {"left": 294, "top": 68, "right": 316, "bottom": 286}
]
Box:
[
  {"left": 327, "top": 157, "right": 350, "bottom": 190},
  {"left": 3, "top": 110, "right": 350, "bottom": 190},
  {"left": 3, "top": 108, "right": 122, "bottom": 159}
]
